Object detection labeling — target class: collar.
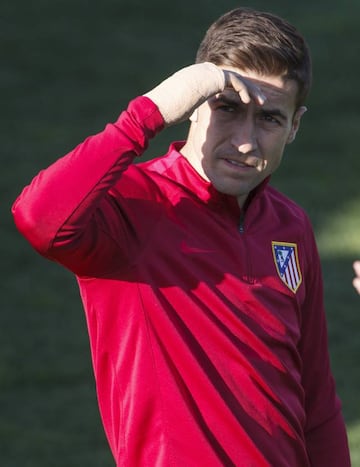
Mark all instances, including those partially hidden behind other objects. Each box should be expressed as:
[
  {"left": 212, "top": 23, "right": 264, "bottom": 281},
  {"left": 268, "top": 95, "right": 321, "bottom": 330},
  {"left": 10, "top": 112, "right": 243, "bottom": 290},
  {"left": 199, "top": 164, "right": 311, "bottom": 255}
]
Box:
[{"left": 163, "top": 141, "right": 270, "bottom": 216}]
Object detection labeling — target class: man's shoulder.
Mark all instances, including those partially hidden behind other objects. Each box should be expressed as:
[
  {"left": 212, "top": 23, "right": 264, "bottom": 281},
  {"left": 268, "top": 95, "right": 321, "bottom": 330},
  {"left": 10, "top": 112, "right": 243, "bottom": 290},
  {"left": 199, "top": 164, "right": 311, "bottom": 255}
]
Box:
[
  {"left": 138, "top": 152, "right": 180, "bottom": 175},
  {"left": 136, "top": 142, "right": 186, "bottom": 175},
  {"left": 112, "top": 144, "right": 186, "bottom": 200},
  {"left": 265, "top": 184, "right": 310, "bottom": 223}
]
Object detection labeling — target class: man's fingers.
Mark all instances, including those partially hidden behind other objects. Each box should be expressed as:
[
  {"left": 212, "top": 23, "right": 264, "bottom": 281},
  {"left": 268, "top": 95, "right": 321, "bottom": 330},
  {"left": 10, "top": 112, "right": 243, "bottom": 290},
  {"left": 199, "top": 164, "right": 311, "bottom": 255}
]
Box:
[
  {"left": 353, "top": 277, "right": 360, "bottom": 294},
  {"left": 223, "top": 70, "right": 266, "bottom": 105},
  {"left": 144, "top": 63, "right": 266, "bottom": 127},
  {"left": 353, "top": 261, "right": 360, "bottom": 276},
  {"left": 352, "top": 261, "right": 360, "bottom": 294},
  {"left": 144, "top": 62, "right": 225, "bottom": 126}
]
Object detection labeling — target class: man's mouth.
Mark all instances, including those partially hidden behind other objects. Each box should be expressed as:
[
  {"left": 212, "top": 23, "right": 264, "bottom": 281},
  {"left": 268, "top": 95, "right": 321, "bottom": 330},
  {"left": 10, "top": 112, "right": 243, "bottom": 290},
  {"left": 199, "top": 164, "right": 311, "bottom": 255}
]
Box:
[
  {"left": 225, "top": 158, "right": 251, "bottom": 167},
  {"left": 222, "top": 156, "right": 266, "bottom": 172}
]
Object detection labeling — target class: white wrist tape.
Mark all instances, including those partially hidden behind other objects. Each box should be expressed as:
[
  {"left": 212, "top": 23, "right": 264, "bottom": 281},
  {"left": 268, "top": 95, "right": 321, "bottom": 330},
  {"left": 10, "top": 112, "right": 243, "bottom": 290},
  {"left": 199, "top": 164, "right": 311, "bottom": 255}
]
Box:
[{"left": 144, "top": 62, "right": 225, "bottom": 126}]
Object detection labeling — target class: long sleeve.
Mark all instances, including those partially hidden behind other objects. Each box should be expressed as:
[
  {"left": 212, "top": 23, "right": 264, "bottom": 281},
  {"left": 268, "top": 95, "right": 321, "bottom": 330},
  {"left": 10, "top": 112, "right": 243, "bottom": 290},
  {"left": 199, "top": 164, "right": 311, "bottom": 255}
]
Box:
[
  {"left": 299, "top": 220, "right": 350, "bottom": 466},
  {"left": 12, "top": 97, "right": 164, "bottom": 276},
  {"left": 305, "top": 411, "right": 350, "bottom": 466}
]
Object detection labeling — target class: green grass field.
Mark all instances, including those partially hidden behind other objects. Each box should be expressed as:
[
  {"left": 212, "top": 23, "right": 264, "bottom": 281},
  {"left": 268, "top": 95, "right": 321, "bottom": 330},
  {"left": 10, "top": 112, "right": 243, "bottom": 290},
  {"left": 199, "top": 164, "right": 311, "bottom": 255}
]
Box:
[{"left": 3, "top": 0, "right": 360, "bottom": 465}]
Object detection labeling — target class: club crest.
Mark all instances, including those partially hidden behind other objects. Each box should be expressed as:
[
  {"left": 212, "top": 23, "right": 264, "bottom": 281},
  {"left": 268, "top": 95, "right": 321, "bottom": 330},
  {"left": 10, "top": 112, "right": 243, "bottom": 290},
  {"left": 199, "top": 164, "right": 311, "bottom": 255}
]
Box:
[{"left": 272, "top": 241, "right": 302, "bottom": 293}]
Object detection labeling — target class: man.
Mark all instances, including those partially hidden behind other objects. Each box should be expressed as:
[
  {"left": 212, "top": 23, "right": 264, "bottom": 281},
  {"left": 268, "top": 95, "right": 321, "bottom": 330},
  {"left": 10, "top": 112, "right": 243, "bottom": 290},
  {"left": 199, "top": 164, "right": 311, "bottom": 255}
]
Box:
[
  {"left": 12, "top": 7, "right": 350, "bottom": 466},
  {"left": 353, "top": 261, "right": 360, "bottom": 293}
]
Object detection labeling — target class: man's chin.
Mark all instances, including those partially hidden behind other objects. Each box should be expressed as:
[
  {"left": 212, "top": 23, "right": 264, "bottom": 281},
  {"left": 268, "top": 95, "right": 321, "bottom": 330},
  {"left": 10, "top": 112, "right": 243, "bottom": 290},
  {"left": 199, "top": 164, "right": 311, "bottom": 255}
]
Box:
[{"left": 211, "top": 181, "right": 249, "bottom": 199}]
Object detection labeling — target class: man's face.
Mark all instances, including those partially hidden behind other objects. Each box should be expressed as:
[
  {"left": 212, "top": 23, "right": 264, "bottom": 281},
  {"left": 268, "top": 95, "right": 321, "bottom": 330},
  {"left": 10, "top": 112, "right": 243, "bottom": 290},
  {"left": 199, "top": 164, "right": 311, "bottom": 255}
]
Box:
[{"left": 181, "top": 68, "right": 306, "bottom": 207}]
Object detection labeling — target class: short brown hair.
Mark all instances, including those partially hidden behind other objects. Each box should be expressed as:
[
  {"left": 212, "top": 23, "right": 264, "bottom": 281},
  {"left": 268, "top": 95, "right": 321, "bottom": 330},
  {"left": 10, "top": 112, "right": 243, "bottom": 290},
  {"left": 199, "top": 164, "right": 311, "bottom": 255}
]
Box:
[{"left": 196, "top": 8, "right": 312, "bottom": 107}]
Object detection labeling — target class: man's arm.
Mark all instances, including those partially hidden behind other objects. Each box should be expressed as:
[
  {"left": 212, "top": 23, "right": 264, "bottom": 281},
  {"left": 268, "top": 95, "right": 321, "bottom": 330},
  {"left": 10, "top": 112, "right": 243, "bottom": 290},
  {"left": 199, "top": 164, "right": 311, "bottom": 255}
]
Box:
[
  {"left": 12, "top": 96, "right": 164, "bottom": 275},
  {"left": 299, "top": 219, "right": 351, "bottom": 466},
  {"left": 143, "top": 62, "right": 265, "bottom": 126},
  {"left": 305, "top": 412, "right": 350, "bottom": 466},
  {"left": 12, "top": 63, "right": 262, "bottom": 275}
]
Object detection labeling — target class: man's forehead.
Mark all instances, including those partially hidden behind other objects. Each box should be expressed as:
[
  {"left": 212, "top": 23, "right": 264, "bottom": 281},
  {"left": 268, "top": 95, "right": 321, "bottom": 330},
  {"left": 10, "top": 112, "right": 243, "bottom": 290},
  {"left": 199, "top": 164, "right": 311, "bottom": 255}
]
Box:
[
  {"left": 219, "top": 84, "right": 296, "bottom": 108},
  {"left": 221, "top": 66, "right": 299, "bottom": 105},
  {"left": 250, "top": 76, "right": 298, "bottom": 100}
]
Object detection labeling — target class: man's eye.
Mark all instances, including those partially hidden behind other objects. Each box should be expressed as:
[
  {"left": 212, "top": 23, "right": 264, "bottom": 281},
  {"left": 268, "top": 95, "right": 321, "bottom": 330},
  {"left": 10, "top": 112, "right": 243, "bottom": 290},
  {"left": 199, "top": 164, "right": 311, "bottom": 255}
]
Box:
[
  {"left": 260, "top": 113, "right": 279, "bottom": 124},
  {"left": 218, "top": 104, "right": 236, "bottom": 113}
]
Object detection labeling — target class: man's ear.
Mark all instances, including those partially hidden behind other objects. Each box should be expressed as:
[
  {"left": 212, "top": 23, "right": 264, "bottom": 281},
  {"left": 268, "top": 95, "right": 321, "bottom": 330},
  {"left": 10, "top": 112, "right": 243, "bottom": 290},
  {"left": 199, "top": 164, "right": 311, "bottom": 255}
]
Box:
[
  {"left": 287, "top": 106, "right": 307, "bottom": 144},
  {"left": 189, "top": 108, "right": 198, "bottom": 122}
]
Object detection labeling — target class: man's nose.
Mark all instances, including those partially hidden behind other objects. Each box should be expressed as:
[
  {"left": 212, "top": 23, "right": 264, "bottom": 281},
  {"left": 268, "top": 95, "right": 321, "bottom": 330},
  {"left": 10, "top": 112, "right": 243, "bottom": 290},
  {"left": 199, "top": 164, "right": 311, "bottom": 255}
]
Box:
[{"left": 231, "top": 118, "right": 257, "bottom": 154}]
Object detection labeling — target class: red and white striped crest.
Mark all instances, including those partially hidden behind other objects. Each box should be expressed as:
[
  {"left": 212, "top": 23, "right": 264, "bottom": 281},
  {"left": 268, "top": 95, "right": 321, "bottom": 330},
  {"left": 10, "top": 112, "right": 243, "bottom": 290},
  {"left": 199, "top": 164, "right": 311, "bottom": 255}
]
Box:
[{"left": 272, "top": 242, "right": 302, "bottom": 293}]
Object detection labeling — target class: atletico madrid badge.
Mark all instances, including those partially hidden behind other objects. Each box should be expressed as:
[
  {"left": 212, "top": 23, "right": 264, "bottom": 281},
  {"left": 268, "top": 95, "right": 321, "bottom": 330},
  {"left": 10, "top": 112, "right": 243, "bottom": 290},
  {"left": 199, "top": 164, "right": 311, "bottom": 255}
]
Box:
[{"left": 272, "top": 241, "right": 302, "bottom": 293}]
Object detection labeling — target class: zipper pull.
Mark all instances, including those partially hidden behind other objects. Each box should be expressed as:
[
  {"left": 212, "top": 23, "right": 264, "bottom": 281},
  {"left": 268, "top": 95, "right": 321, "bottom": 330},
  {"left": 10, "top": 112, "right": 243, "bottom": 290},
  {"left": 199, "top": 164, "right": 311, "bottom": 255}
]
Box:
[{"left": 239, "top": 211, "right": 245, "bottom": 234}]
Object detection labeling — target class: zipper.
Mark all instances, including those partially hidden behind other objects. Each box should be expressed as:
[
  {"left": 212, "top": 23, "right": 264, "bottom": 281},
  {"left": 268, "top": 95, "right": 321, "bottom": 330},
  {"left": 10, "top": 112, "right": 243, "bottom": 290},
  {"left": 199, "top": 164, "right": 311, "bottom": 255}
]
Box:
[
  {"left": 238, "top": 210, "right": 246, "bottom": 234},
  {"left": 238, "top": 210, "right": 255, "bottom": 283}
]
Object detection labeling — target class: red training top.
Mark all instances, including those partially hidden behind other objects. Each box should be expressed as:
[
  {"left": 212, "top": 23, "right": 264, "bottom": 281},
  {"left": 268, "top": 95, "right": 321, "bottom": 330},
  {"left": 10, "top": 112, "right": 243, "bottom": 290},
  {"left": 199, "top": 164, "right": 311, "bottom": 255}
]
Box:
[{"left": 12, "top": 97, "right": 350, "bottom": 466}]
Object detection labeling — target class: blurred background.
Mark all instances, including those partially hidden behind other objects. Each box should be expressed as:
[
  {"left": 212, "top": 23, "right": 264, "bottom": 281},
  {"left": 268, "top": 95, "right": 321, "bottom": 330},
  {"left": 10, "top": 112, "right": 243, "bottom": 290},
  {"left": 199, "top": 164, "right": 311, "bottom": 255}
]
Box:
[{"left": 2, "top": 0, "right": 360, "bottom": 465}]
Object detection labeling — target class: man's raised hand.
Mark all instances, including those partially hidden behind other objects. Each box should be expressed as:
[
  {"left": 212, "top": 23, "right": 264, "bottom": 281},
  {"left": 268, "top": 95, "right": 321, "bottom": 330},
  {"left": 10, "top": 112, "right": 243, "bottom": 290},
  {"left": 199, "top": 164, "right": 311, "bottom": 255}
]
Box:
[{"left": 144, "top": 62, "right": 265, "bottom": 126}]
